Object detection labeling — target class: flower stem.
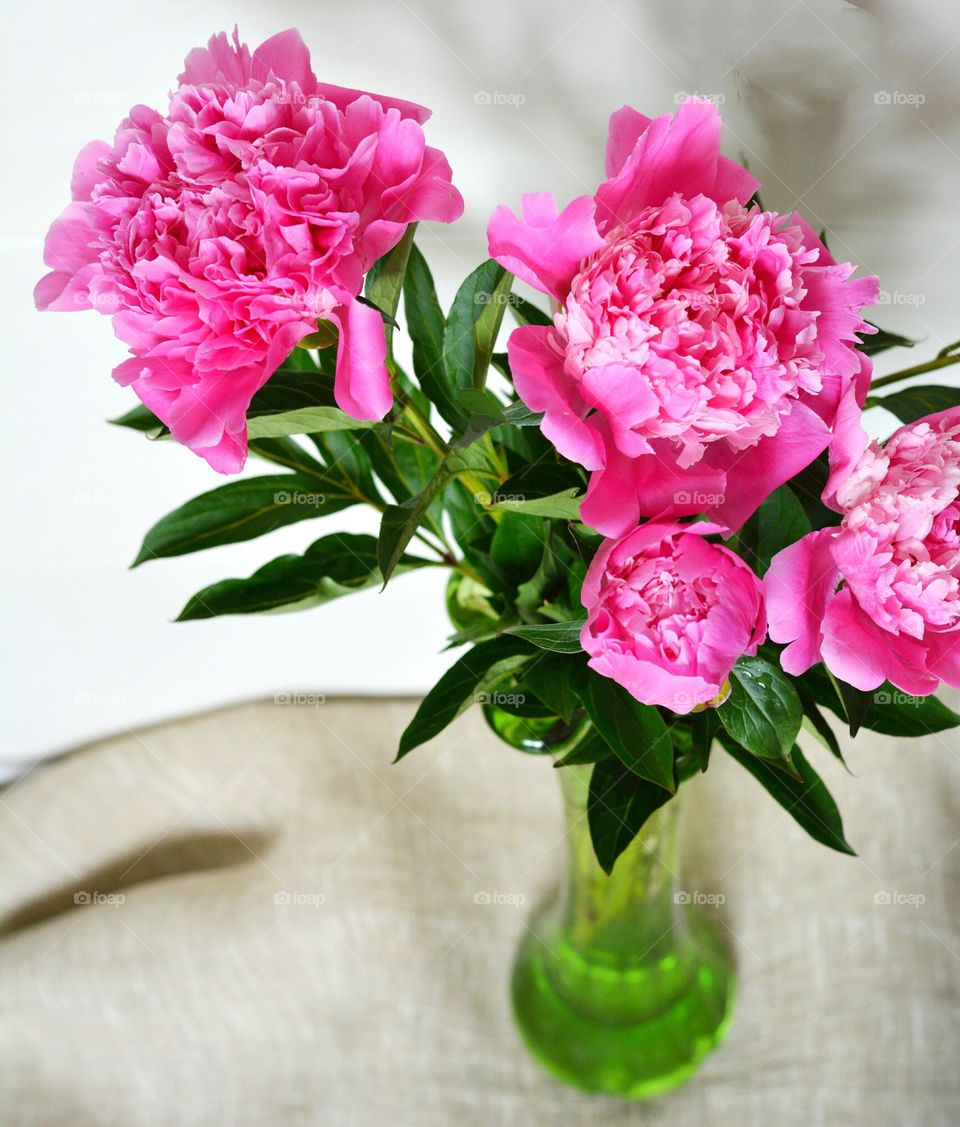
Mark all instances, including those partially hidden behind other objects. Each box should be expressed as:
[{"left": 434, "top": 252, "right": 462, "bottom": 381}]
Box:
[{"left": 870, "top": 352, "right": 960, "bottom": 390}]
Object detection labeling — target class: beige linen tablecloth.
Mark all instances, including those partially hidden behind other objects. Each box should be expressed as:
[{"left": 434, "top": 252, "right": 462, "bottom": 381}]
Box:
[{"left": 0, "top": 697, "right": 958, "bottom": 1126}]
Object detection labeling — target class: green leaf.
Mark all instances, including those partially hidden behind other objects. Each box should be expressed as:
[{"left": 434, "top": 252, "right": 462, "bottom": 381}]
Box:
[
  {"left": 554, "top": 728, "right": 611, "bottom": 767},
  {"left": 508, "top": 295, "right": 552, "bottom": 328},
  {"left": 801, "top": 666, "right": 960, "bottom": 738},
  {"left": 718, "top": 657, "right": 803, "bottom": 764},
  {"left": 403, "top": 244, "right": 465, "bottom": 430},
  {"left": 799, "top": 696, "right": 847, "bottom": 768},
  {"left": 490, "top": 511, "right": 544, "bottom": 580},
  {"left": 722, "top": 739, "right": 855, "bottom": 855},
  {"left": 375, "top": 439, "right": 493, "bottom": 584},
  {"left": 690, "top": 709, "right": 720, "bottom": 772},
  {"left": 868, "top": 385, "right": 960, "bottom": 425},
  {"left": 453, "top": 387, "right": 507, "bottom": 446},
  {"left": 487, "top": 462, "right": 584, "bottom": 520},
  {"left": 396, "top": 636, "right": 533, "bottom": 759},
  {"left": 865, "top": 685, "right": 960, "bottom": 736},
  {"left": 109, "top": 404, "right": 167, "bottom": 436},
  {"left": 247, "top": 436, "right": 327, "bottom": 478},
  {"left": 754, "top": 485, "right": 811, "bottom": 575},
  {"left": 577, "top": 673, "right": 675, "bottom": 792},
  {"left": 505, "top": 620, "right": 585, "bottom": 654},
  {"left": 788, "top": 454, "right": 840, "bottom": 532},
  {"left": 133, "top": 473, "right": 358, "bottom": 566},
  {"left": 502, "top": 401, "right": 544, "bottom": 427},
  {"left": 443, "top": 260, "right": 511, "bottom": 393},
  {"left": 176, "top": 533, "right": 429, "bottom": 620},
  {"left": 857, "top": 321, "right": 916, "bottom": 357},
  {"left": 365, "top": 224, "right": 417, "bottom": 330},
  {"left": 587, "top": 758, "right": 674, "bottom": 874},
  {"left": 519, "top": 653, "right": 584, "bottom": 723},
  {"left": 377, "top": 472, "right": 449, "bottom": 586},
  {"left": 248, "top": 368, "right": 337, "bottom": 416},
  {"left": 491, "top": 488, "right": 583, "bottom": 521},
  {"left": 246, "top": 406, "right": 372, "bottom": 440}
]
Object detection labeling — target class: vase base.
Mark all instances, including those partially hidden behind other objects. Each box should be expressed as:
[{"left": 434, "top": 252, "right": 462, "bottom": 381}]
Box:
[{"left": 511, "top": 909, "right": 735, "bottom": 1100}]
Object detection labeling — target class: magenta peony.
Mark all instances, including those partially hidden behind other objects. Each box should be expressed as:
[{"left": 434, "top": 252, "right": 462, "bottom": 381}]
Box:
[
  {"left": 580, "top": 519, "right": 766, "bottom": 713},
  {"left": 487, "top": 99, "right": 878, "bottom": 536},
  {"left": 36, "top": 28, "right": 463, "bottom": 472},
  {"left": 767, "top": 407, "right": 960, "bottom": 695}
]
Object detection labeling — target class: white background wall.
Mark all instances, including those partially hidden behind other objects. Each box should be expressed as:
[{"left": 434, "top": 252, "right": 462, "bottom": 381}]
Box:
[{"left": 3, "top": 0, "right": 958, "bottom": 772}]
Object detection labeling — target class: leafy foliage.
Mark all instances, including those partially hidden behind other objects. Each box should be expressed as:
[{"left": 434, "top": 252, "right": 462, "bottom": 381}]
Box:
[{"left": 113, "top": 236, "right": 960, "bottom": 873}]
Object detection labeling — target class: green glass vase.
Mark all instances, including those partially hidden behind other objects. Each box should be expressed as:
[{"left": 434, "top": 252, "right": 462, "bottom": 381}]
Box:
[{"left": 509, "top": 753, "right": 735, "bottom": 1099}]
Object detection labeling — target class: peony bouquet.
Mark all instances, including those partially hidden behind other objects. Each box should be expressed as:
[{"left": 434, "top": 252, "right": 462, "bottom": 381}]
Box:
[{"left": 39, "top": 28, "right": 960, "bottom": 877}]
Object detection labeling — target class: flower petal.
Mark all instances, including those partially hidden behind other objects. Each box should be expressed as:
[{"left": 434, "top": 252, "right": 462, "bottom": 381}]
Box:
[
  {"left": 508, "top": 324, "right": 603, "bottom": 470},
  {"left": 487, "top": 192, "right": 605, "bottom": 301},
  {"left": 595, "top": 99, "right": 759, "bottom": 229},
  {"left": 766, "top": 528, "right": 841, "bottom": 676},
  {"left": 327, "top": 298, "right": 392, "bottom": 421}
]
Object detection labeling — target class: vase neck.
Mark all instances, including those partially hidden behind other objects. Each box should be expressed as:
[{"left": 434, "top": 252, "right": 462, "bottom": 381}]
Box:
[{"left": 555, "top": 764, "right": 683, "bottom": 962}]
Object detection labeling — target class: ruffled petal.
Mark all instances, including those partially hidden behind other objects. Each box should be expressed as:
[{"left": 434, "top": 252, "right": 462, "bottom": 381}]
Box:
[
  {"left": 595, "top": 99, "right": 759, "bottom": 230},
  {"left": 487, "top": 192, "right": 605, "bottom": 301}
]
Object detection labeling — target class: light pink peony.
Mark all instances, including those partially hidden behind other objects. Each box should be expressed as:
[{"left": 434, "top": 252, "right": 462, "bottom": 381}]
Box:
[
  {"left": 487, "top": 100, "right": 878, "bottom": 535},
  {"left": 767, "top": 407, "right": 960, "bottom": 695},
  {"left": 36, "top": 28, "right": 463, "bottom": 472},
  {"left": 580, "top": 519, "right": 766, "bottom": 713}
]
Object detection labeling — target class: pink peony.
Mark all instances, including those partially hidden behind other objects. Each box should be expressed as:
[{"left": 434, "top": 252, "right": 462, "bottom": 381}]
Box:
[
  {"left": 487, "top": 100, "right": 878, "bottom": 536},
  {"left": 580, "top": 519, "right": 766, "bottom": 713},
  {"left": 767, "top": 407, "right": 960, "bottom": 695},
  {"left": 36, "top": 28, "right": 463, "bottom": 472}
]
